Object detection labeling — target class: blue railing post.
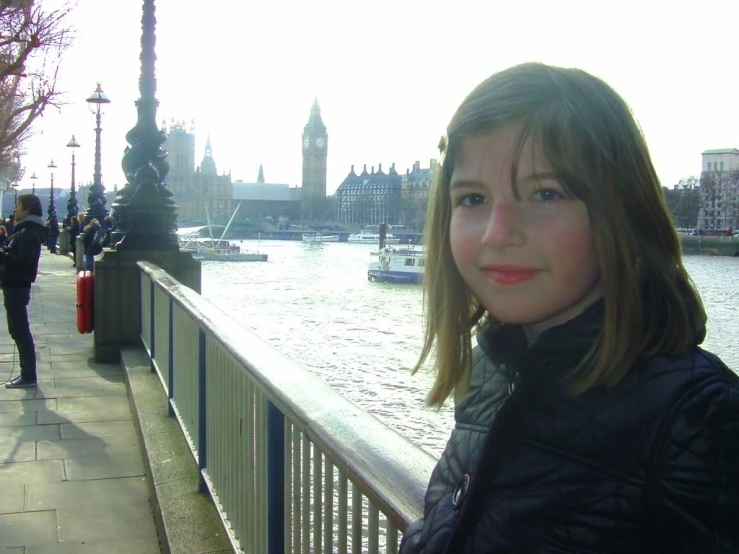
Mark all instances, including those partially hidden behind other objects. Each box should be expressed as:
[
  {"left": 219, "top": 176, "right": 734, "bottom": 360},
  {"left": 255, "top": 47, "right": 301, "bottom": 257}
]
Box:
[
  {"left": 167, "top": 298, "right": 174, "bottom": 417},
  {"left": 197, "top": 329, "right": 208, "bottom": 494},
  {"left": 267, "top": 401, "right": 285, "bottom": 554},
  {"left": 150, "top": 280, "right": 155, "bottom": 373}
]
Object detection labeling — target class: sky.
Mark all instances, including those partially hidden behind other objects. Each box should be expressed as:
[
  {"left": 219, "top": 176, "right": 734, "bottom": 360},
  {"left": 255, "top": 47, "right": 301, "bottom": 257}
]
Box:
[{"left": 15, "top": 0, "right": 739, "bottom": 198}]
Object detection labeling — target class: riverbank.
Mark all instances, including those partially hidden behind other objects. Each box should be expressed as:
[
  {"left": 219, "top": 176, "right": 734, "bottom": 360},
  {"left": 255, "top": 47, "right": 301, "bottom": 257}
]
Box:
[{"left": 680, "top": 236, "right": 739, "bottom": 256}]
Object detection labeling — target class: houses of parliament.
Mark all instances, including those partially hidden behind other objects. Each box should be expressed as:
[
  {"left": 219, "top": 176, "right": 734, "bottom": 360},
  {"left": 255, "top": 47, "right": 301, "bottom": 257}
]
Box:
[
  {"left": 165, "top": 100, "right": 436, "bottom": 227},
  {"left": 165, "top": 100, "right": 328, "bottom": 225}
]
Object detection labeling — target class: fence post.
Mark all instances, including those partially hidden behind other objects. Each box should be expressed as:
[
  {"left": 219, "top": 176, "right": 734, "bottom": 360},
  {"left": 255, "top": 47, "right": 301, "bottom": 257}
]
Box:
[
  {"left": 197, "top": 328, "right": 208, "bottom": 494},
  {"left": 150, "top": 280, "right": 155, "bottom": 373},
  {"left": 267, "top": 400, "right": 285, "bottom": 554},
  {"left": 167, "top": 297, "right": 174, "bottom": 417}
]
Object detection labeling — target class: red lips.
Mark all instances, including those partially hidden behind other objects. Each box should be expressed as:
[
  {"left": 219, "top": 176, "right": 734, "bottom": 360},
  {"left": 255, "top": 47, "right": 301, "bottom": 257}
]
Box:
[{"left": 482, "top": 265, "right": 541, "bottom": 285}]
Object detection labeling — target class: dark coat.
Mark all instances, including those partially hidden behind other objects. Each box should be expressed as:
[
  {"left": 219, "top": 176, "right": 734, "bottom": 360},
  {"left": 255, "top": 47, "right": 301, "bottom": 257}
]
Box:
[
  {"left": 400, "top": 302, "right": 739, "bottom": 554},
  {"left": 81, "top": 224, "right": 99, "bottom": 257},
  {"left": 0, "top": 215, "right": 45, "bottom": 288}
]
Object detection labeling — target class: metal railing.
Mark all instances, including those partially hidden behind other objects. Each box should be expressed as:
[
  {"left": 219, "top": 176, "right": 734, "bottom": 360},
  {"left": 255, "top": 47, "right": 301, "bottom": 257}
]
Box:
[{"left": 138, "top": 261, "right": 436, "bottom": 554}]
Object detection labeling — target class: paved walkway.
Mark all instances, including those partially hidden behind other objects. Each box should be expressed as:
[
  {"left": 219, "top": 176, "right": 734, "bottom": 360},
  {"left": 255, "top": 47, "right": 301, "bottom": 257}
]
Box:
[{"left": 0, "top": 249, "right": 160, "bottom": 553}]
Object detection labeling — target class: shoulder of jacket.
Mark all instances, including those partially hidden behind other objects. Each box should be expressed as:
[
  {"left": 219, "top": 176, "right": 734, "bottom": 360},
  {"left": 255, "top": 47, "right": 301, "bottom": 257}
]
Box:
[{"left": 454, "top": 346, "right": 511, "bottom": 426}]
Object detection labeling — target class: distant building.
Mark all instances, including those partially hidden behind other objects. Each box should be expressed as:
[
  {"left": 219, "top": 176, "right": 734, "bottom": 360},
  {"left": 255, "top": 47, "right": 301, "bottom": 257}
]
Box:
[
  {"left": 698, "top": 148, "right": 739, "bottom": 232},
  {"left": 400, "top": 160, "right": 439, "bottom": 225},
  {"left": 335, "top": 164, "right": 402, "bottom": 224},
  {"left": 232, "top": 165, "right": 301, "bottom": 221},
  {"left": 301, "top": 99, "right": 328, "bottom": 221},
  {"left": 164, "top": 121, "right": 232, "bottom": 223}
]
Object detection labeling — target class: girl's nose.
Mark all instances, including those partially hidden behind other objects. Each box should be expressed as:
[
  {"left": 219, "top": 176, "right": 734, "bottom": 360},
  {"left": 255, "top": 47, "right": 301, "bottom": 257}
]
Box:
[{"left": 481, "top": 201, "right": 523, "bottom": 248}]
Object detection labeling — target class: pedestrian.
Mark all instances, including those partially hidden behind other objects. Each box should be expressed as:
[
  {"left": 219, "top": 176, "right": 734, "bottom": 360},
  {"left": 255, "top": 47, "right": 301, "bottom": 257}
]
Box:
[
  {"left": 81, "top": 218, "right": 100, "bottom": 272},
  {"left": 68, "top": 215, "right": 81, "bottom": 267},
  {"left": 47, "top": 217, "right": 60, "bottom": 254},
  {"left": 400, "top": 63, "right": 738, "bottom": 553},
  {"left": 0, "top": 225, "right": 7, "bottom": 249},
  {"left": 1, "top": 194, "right": 45, "bottom": 388}
]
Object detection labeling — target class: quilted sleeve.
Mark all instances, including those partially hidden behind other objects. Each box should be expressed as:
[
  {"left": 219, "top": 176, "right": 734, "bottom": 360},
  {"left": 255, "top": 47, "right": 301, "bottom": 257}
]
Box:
[{"left": 651, "top": 377, "right": 739, "bottom": 552}]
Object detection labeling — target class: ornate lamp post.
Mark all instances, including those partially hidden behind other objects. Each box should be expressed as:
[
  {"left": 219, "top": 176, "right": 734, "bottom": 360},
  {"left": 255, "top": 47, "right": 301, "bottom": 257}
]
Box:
[
  {"left": 65, "top": 135, "right": 80, "bottom": 227},
  {"left": 112, "top": 0, "right": 178, "bottom": 250},
  {"left": 84, "top": 83, "right": 111, "bottom": 223},
  {"left": 30, "top": 172, "right": 37, "bottom": 195},
  {"left": 47, "top": 160, "right": 58, "bottom": 224}
]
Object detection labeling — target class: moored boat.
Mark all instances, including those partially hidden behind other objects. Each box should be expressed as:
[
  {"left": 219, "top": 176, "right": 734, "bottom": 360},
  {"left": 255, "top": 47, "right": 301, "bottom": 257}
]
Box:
[
  {"left": 348, "top": 231, "right": 400, "bottom": 244},
  {"left": 178, "top": 237, "right": 268, "bottom": 262},
  {"left": 302, "top": 232, "right": 340, "bottom": 243},
  {"left": 367, "top": 246, "right": 424, "bottom": 283}
]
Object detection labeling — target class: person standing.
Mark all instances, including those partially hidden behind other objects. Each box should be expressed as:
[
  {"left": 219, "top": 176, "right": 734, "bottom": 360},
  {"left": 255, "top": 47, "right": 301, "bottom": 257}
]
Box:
[
  {"left": 47, "top": 217, "right": 60, "bottom": 254},
  {"left": 1, "top": 194, "right": 44, "bottom": 388}
]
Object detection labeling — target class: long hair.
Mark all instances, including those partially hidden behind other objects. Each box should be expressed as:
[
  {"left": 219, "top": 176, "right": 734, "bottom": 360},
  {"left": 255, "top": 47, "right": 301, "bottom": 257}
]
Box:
[{"left": 416, "top": 62, "right": 706, "bottom": 407}]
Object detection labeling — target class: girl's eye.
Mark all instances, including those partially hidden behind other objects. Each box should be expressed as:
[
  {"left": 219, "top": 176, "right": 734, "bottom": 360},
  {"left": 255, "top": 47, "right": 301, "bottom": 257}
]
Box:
[
  {"left": 456, "top": 193, "right": 487, "bottom": 207},
  {"left": 531, "top": 188, "right": 565, "bottom": 203}
]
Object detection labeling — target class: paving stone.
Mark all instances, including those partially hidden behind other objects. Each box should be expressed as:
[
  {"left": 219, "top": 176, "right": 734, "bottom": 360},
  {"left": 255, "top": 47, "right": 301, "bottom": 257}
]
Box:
[
  {"left": 36, "top": 435, "right": 139, "bottom": 461},
  {"left": 59, "top": 420, "right": 136, "bottom": 440},
  {"left": 0, "top": 482, "right": 24, "bottom": 514},
  {"left": 26, "top": 477, "right": 150, "bottom": 510},
  {"left": 24, "top": 538, "right": 161, "bottom": 553},
  {"left": 0, "top": 413, "right": 37, "bottom": 427},
  {"left": 0, "top": 399, "right": 57, "bottom": 414},
  {"left": 0, "top": 460, "right": 64, "bottom": 484},
  {"left": 0, "top": 438, "right": 37, "bottom": 464},
  {"left": 0, "top": 425, "right": 60, "bottom": 444},
  {"left": 64, "top": 452, "right": 145, "bottom": 481},
  {"left": 36, "top": 396, "right": 132, "bottom": 425},
  {"left": 38, "top": 377, "right": 126, "bottom": 400},
  {"left": 56, "top": 503, "right": 158, "bottom": 543},
  {"left": 0, "top": 510, "right": 57, "bottom": 547}
]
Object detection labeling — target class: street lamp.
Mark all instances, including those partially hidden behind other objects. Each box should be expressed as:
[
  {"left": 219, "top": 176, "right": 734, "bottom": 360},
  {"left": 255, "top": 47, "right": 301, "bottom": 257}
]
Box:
[
  {"left": 65, "top": 135, "right": 80, "bottom": 227},
  {"left": 30, "top": 172, "right": 37, "bottom": 195},
  {"left": 47, "top": 159, "right": 57, "bottom": 224},
  {"left": 112, "top": 0, "right": 178, "bottom": 251},
  {"left": 84, "top": 82, "right": 111, "bottom": 223}
]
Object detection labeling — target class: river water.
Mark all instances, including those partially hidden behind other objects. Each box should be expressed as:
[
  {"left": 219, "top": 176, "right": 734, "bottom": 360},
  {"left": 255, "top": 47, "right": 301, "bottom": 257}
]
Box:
[{"left": 201, "top": 241, "right": 738, "bottom": 458}]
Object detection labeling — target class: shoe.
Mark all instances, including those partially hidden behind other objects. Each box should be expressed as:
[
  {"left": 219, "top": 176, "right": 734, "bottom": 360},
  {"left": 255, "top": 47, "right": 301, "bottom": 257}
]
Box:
[{"left": 5, "top": 376, "right": 37, "bottom": 388}]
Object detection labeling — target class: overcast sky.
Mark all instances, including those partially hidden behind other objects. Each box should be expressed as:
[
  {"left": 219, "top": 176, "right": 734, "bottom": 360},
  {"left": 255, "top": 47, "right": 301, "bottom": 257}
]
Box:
[{"left": 18, "top": 0, "right": 739, "bottom": 198}]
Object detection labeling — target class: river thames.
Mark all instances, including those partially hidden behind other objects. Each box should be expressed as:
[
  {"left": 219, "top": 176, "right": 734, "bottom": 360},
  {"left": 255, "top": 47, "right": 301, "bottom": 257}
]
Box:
[{"left": 201, "top": 241, "right": 738, "bottom": 458}]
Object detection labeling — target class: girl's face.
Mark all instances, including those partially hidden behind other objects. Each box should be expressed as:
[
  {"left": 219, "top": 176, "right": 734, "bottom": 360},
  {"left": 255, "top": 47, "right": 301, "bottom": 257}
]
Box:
[{"left": 449, "top": 130, "right": 602, "bottom": 341}]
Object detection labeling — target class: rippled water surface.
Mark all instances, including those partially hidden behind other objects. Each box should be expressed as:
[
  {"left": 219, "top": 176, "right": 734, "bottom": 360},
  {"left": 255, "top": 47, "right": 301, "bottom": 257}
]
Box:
[{"left": 202, "top": 241, "right": 738, "bottom": 458}]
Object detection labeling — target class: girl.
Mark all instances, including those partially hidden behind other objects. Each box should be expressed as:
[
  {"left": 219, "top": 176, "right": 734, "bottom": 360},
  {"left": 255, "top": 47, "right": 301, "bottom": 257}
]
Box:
[{"left": 400, "top": 63, "right": 738, "bottom": 553}]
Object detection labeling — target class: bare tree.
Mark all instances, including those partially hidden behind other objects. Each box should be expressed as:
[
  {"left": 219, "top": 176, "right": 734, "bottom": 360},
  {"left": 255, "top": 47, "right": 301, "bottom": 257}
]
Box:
[{"left": 0, "top": 0, "right": 72, "bottom": 175}]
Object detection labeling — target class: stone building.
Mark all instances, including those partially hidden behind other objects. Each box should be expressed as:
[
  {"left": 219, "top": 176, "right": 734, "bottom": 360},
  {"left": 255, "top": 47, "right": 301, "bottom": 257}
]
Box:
[
  {"left": 698, "top": 148, "right": 739, "bottom": 232},
  {"left": 335, "top": 164, "right": 402, "bottom": 224},
  {"left": 334, "top": 160, "right": 438, "bottom": 226},
  {"left": 164, "top": 121, "right": 232, "bottom": 223},
  {"left": 301, "top": 99, "right": 328, "bottom": 221},
  {"left": 232, "top": 165, "right": 301, "bottom": 221},
  {"left": 400, "top": 160, "right": 439, "bottom": 225}
]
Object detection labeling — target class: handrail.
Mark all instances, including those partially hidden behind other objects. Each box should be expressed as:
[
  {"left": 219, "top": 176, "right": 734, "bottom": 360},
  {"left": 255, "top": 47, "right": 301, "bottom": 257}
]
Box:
[{"left": 138, "top": 261, "right": 435, "bottom": 542}]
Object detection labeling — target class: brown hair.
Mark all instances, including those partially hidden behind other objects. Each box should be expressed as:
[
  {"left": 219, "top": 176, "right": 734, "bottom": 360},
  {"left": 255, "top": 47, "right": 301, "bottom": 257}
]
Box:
[{"left": 417, "top": 62, "right": 706, "bottom": 407}]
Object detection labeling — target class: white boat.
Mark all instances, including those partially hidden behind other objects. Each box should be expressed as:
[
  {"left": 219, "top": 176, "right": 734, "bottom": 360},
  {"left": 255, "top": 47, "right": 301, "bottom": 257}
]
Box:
[
  {"left": 177, "top": 202, "right": 268, "bottom": 262},
  {"left": 368, "top": 246, "right": 424, "bottom": 284},
  {"left": 348, "top": 231, "right": 400, "bottom": 244},
  {"left": 302, "top": 232, "right": 340, "bottom": 243},
  {"left": 178, "top": 237, "right": 268, "bottom": 262}
]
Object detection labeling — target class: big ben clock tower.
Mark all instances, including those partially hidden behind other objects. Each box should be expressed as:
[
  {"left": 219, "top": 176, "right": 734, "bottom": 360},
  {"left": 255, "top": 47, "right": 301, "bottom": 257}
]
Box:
[{"left": 301, "top": 98, "right": 328, "bottom": 221}]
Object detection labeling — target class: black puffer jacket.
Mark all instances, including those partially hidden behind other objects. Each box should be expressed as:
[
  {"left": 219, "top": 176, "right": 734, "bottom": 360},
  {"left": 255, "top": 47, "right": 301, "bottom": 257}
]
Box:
[
  {"left": 400, "top": 302, "right": 739, "bottom": 553},
  {"left": 0, "top": 215, "right": 45, "bottom": 289}
]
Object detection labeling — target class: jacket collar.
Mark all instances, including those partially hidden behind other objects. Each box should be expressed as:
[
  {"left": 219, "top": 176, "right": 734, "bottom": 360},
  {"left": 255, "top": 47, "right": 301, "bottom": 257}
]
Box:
[
  {"left": 16, "top": 215, "right": 45, "bottom": 228},
  {"left": 477, "top": 299, "right": 605, "bottom": 391}
]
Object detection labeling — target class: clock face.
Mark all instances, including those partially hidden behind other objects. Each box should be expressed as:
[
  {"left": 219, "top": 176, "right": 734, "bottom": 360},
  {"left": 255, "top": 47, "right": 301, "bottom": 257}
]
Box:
[
  {"left": 303, "top": 137, "right": 310, "bottom": 149},
  {"left": 315, "top": 137, "right": 325, "bottom": 148}
]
